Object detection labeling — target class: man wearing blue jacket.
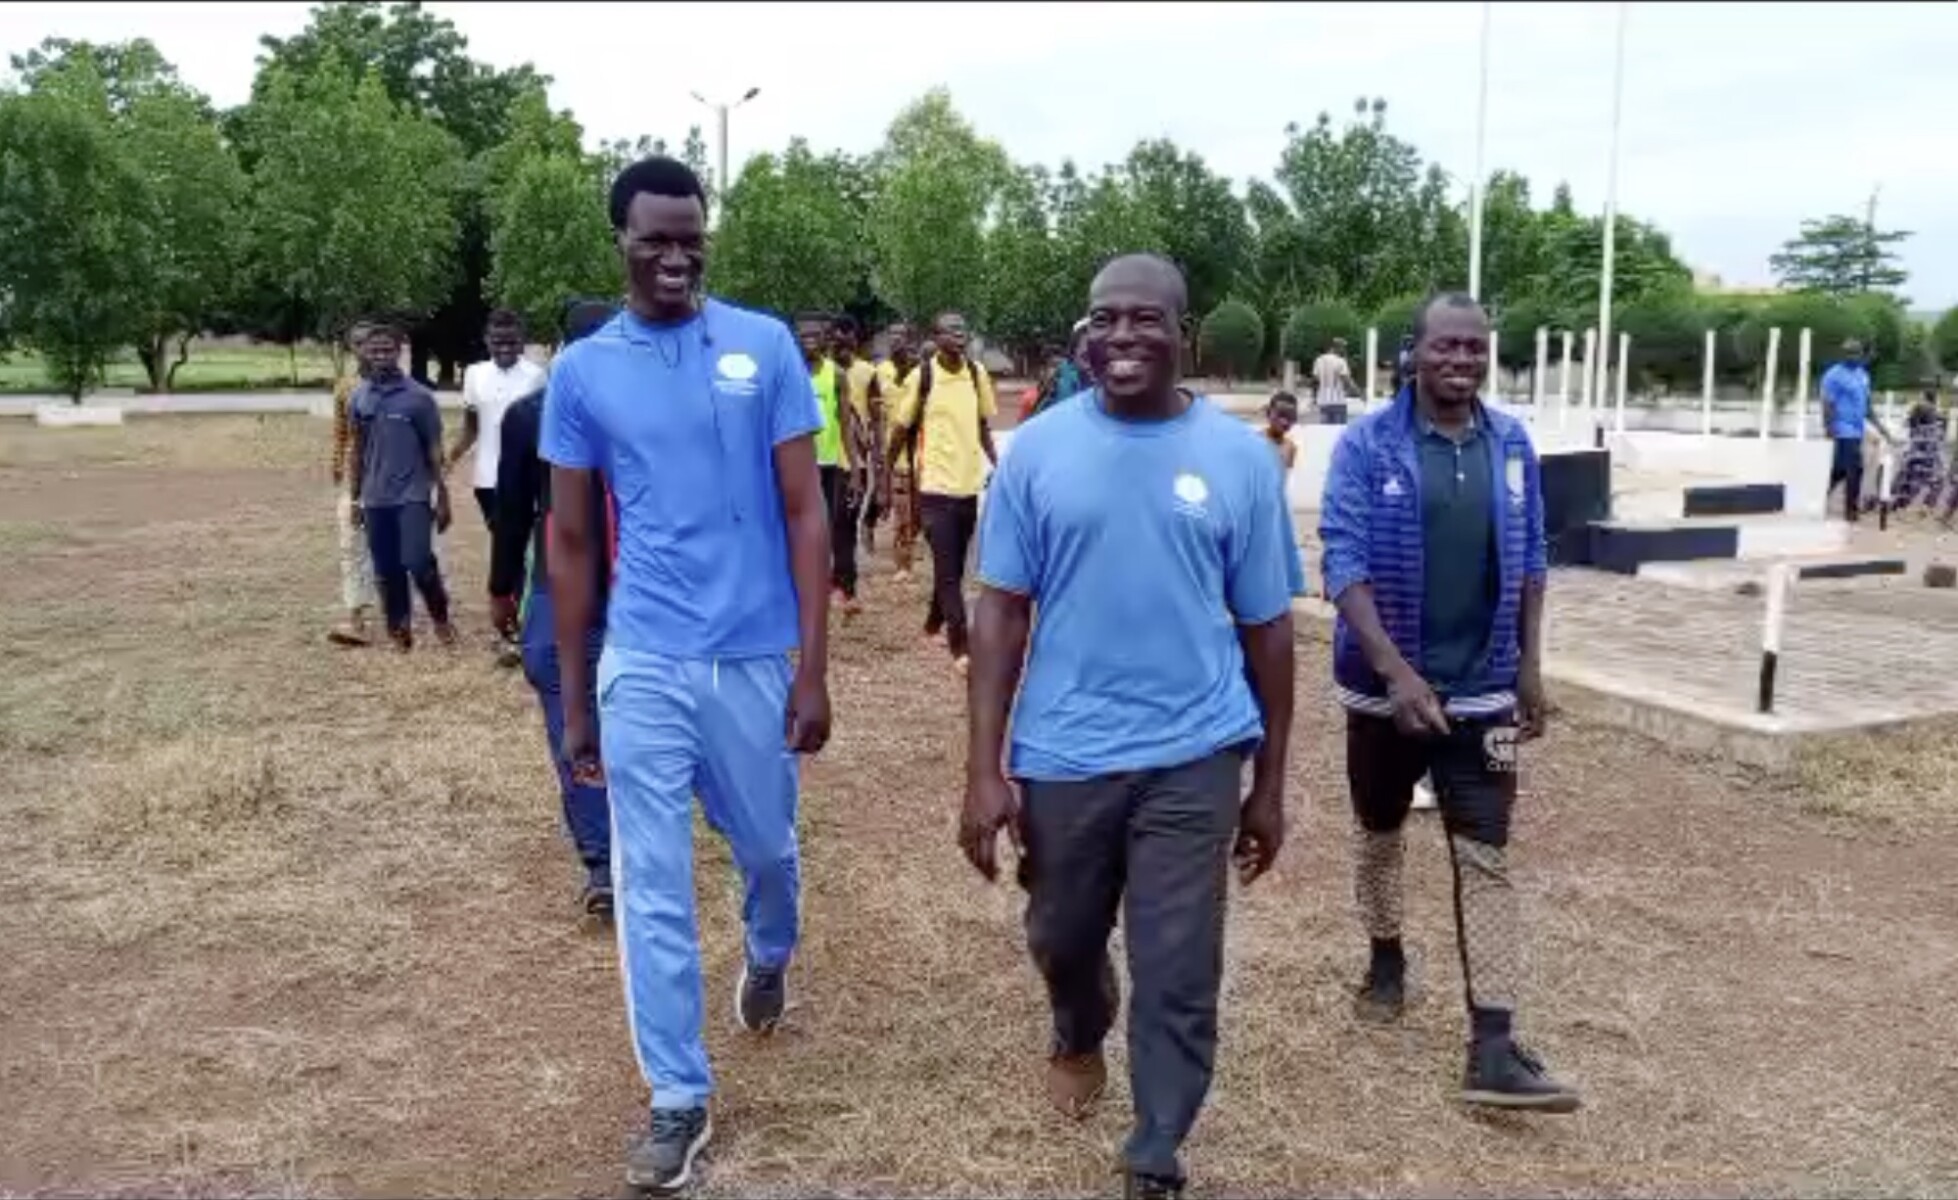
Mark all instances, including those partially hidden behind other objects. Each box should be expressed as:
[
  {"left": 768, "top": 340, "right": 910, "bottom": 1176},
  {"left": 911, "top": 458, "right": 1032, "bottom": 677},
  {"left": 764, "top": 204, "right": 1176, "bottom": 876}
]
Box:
[{"left": 1319, "top": 291, "right": 1579, "bottom": 1113}]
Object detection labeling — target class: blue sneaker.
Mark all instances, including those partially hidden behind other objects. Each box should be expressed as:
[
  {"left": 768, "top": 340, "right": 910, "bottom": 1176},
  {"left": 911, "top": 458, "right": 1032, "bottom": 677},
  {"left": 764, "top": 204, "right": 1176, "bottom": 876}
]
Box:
[{"left": 625, "top": 1106, "right": 710, "bottom": 1194}]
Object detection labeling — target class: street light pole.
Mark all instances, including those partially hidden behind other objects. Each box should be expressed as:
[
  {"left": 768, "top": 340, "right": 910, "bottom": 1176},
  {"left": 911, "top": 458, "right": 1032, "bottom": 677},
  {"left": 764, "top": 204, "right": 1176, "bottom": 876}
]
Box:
[
  {"left": 1467, "top": 0, "right": 1493, "bottom": 302},
  {"left": 1593, "top": 0, "right": 1629, "bottom": 415},
  {"left": 689, "top": 86, "right": 761, "bottom": 220}
]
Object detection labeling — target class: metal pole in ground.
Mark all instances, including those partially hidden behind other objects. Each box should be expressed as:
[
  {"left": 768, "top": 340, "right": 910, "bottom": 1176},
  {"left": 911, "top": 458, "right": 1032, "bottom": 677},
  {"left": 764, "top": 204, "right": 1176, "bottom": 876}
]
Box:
[
  {"left": 1614, "top": 330, "right": 1631, "bottom": 433},
  {"left": 1559, "top": 330, "right": 1574, "bottom": 430},
  {"left": 1364, "top": 326, "right": 1378, "bottom": 411},
  {"left": 1758, "top": 561, "right": 1793, "bottom": 714},
  {"left": 1759, "top": 326, "right": 1781, "bottom": 440},
  {"left": 1876, "top": 446, "right": 1894, "bottom": 531},
  {"left": 1793, "top": 326, "right": 1813, "bottom": 441},
  {"left": 1702, "top": 327, "right": 1717, "bottom": 440},
  {"left": 1533, "top": 326, "right": 1548, "bottom": 415},
  {"left": 1487, "top": 329, "right": 1501, "bottom": 402}
]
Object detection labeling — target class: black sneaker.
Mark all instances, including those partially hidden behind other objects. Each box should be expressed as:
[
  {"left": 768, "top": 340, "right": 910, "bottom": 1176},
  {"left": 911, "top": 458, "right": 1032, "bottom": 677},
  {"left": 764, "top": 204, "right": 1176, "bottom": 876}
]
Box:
[
  {"left": 1462, "top": 1037, "right": 1582, "bottom": 1113},
  {"left": 581, "top": 882, "right": 614, "bottom": 925},
  {"left": 625, "top": 1106, "right": 711, "bottom": 1194},
  {"left": 735, "top": 960, "right": 786, "bottom": 1033},
  {"left": 1124, "top": 1171, "right": 1184, "bottom": 1200},
  {"left": 1353, "top": 962, "right": 1406, "bottom": 1025}
]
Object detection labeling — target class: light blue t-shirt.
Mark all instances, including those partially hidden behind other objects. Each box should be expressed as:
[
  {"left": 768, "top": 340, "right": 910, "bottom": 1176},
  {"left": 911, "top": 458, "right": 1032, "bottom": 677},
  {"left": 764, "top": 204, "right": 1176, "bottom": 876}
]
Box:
[
  {"left": 540, "top": 300, "right": 822, "bottom": 658},
  {"left": 1822, "top": 361, "right": 1872, "bottom": 440},
  {"left": 978, "top": 391, "right": 1304, "bottom": 782}
]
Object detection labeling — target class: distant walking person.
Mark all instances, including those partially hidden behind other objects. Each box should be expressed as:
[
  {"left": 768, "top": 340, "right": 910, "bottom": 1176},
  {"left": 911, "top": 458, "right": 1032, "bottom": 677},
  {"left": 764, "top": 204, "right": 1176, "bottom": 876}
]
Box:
[
  {"left": 875, "top": 324, "right": 923, "bottom": 580},
  {"left": 800, "top": 314, "right": 866, "bottom": 616},
  {"left": 348, "top": 320, "right": 456, "bottom": 652},
  {"left": 964, "top": 254, "right": 1300, "bottom": 1200},
  {"left": 1313, "top": 337, "right": 1355, "bottom": 425},
  {"left": 833, "top": 318, "right": 883, "bottom": 555},
  {"left": 328, "top": 320, "right": 378, "bottom": 647},
  {"left": 1890, "top": 390, "right": 1948, "bottom": 517},
  {"left": 450, "top": 309, "right": 547, "bottom": 529},
  {"left": 1319, "top": 291, "right": 1580, "bottom": 1114},
  {"left": 1263, "top": 391, "right": 1300, "bottom": 475},
  {"left": 1820, "top": 339, "right": 1891, "bottom": 522},
  {"left": 490, "top": 298, "right": 618, "bottom": 922},
  {"left": 541, "top": 157, "right": 832, "bottom": 1196},
  {"left": 887, "top": 310, "right": 998, "bottom": 673}
]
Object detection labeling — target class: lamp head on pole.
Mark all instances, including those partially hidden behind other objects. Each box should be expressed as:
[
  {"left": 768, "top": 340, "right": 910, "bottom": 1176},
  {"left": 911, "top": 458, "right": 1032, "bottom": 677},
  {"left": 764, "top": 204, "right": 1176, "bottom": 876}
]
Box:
[{"left": 741, "top": 86, "right": 760, "bottom": 103}]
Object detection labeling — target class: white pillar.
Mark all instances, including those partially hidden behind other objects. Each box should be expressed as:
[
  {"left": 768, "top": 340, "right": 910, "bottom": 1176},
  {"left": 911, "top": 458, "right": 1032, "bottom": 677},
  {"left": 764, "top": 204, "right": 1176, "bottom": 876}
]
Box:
[
  {"left": 1364, "top": 326, "right": 1378, "bottom": 411},
  {"left": 1532, "top": 326, "right": 1548, "bottom": 413},
  {"left": 1558, "top": 330, "right": 1574, "bottom": 429},
  {"left": 1467, "top": 0, "right": 1493, "bottom": 301},
  {"left": 1701, "top": 328, "right": 1716, "bottom": 439},
  {"left": 1758, "top": 326, "right": 1781, "bottom": 440},
  {"left": 1594, "top": 1, "right": 1630, "bottom": 414},
  {"left": 1614, "top": 331, "right": 1631, "bottom": 433},
  {"left": 1582, "top": 327, "right": 1599, "bottom": 429},
  {"left": 1793, "top": 326, "right": 1813, "bottom": 441},
  {"left": 1883, "top": 389, "right": 1897, "bottom": 429},
  {"left": 1486, "top": 329, "right": 1500, "bottom": 401}
]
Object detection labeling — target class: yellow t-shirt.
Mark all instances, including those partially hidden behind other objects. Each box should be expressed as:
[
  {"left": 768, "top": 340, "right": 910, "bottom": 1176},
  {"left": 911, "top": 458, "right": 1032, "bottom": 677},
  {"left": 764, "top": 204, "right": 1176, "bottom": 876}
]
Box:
[
  {"left": 892, "top": 355, "right": 995, "bottom": 498},
  {"left": 839, "top": 357, "right": 875, "bottom": 469},
  {"left": 877, "top": 359, "right": 919, "bottom": 471}
]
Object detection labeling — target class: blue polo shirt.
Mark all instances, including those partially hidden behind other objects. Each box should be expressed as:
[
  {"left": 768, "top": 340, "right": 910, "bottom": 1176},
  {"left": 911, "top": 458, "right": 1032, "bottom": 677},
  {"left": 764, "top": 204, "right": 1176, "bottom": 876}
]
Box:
[
  {"left": 1821, "top": 361, "right": 1872, "bottom": 440},
  {"left": 978, "top": 391, "right": 1303, "bottom": 781},
  {"left": 540, "top": 300, "right": 821, "bottom": 658}
]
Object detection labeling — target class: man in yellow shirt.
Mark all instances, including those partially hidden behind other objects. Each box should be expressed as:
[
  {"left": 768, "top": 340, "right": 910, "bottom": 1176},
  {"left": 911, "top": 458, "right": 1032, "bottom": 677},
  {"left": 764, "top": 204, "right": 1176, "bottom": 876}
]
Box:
[
  {"left": 832, "top": 318, "right": 882, "bottom": 554},
  {"left": 886, "top": 310, "right": 998, "bottom": 673},
  {"left": 798, "top": 313, "right": 868, "bottom": 615},
  {"left": 874, "top": 324, "right": 924, "bottom": 580}
]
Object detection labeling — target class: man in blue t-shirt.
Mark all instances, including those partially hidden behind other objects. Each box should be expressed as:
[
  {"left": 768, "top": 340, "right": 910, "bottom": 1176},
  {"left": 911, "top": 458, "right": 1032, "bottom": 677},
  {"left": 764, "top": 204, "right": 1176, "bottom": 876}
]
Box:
[
  {"left": 963, "top": 254, "right": 1302, "bottom": 1200},
  {"left": 539, "top": 157, "right": 832, "bottom": 1196},
  {"left": 1820, "top": 339, "right": 1892, "bottom": 522}
]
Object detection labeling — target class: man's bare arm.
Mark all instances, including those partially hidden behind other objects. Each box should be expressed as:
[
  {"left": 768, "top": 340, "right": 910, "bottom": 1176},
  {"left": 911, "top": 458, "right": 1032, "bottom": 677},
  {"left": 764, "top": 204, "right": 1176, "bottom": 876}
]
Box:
[
  {"left": 1239, "top": 612, "right": 1295, "bottom": 797},
  {"left": 549, "top": 465, "right": 601, "bottom": 731},
  {"left": 967, "top": 586, "right": 1032, "bottom": 784}
]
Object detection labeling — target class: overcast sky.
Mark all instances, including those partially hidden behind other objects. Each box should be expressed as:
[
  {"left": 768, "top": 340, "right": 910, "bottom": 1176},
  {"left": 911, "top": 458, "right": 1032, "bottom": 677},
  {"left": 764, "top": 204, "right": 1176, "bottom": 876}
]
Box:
[{"left": 7, "top": 1, "right": 1954, "bottom": 308}]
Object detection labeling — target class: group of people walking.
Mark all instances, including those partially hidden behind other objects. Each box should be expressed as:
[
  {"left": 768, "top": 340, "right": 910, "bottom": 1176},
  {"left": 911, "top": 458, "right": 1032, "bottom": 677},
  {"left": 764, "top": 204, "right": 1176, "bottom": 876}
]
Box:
[{"left": 326, "top": 153, "right": 1580, "bottom": 1199}]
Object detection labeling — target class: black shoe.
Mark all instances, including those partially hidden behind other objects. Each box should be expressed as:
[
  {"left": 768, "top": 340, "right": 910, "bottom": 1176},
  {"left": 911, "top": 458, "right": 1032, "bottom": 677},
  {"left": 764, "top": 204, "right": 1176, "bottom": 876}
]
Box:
[
  {"left": 581, "top": 882, "right": 614, "bottom": 925},
  {"left": 1353, "top": 962, "right": 1406, "bottom": 1025},
  {"left": 1124, "top": 1171, "right": 1184, "bottom": 1200},
  {"left": 1462, "top": 1036, "right": 1582, "bottom": 1113},
  {"left": 735, "top": 960, "right": 787, "bottom": 1033},
  {"left": 625, "top": 1106, "right": 711, "bottom": 1194}
]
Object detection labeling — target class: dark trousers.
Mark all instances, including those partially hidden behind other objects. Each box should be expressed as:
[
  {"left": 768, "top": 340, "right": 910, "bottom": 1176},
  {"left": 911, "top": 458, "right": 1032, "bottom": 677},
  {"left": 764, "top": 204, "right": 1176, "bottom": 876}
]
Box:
[
  {"left": 474, "top": 486, "right": 497, "bottom": 530},
  {"left": 918, "top": 492, "right": 978, "bottom": 657},
  {"left": 363, "top": 502, "right": 450, "bottom": 636},
  {"left": 520, "top": 585, "right": 610, "bottom": 883},
  {"left": 818, "top": 465, "right": 859, "bottom": 598},
  {"left": 1020, "top": 747, "right": 1246, "bottom": 1183},
  {"left": 1829, "top": 437, "right": 1864, "bottom": 522}
]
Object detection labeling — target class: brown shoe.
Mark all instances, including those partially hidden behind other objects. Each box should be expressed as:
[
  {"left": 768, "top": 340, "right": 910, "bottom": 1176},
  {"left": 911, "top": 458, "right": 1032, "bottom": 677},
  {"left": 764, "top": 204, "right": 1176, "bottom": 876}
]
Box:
[
  {"left": 390, "top": 629, "right": 414, "bottom": 653},
  {"left": 1046, "top": 1051, "right": 1106, "bottom": 1121},
  {"left": 327, "top": 624, "right": 371, "bottom": 648},
  {"left": 434, "top": 621, "right": 458, "bottom": 648}
]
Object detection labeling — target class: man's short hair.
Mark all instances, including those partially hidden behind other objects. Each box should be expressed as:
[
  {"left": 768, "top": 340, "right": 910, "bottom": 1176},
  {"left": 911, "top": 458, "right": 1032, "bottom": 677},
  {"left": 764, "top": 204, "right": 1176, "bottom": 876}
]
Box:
[
  {"left": 1269, "top": 391, "right": 1300, "bottom": 411},
  {"left": 609, "top": 156, "right": 708, "bottom": 230},
  {"left": 1412, "top": 291, "right": 1482, "bottom": 344},
  {"left": 361, "top": 315, "right": 405, "bottom": 344},
  {"left": 486, "top": 308, "right": 524, "bottom": 335},
  {"left": 561, "top": 298, "right": 617, "bottom": 345}
]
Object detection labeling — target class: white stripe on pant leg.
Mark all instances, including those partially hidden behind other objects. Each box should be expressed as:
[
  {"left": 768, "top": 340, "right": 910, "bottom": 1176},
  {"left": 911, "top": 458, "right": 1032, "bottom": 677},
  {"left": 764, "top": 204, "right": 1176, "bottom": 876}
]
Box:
[{"left": 597, "top": 648, "right": 655, "bottom": 1092}]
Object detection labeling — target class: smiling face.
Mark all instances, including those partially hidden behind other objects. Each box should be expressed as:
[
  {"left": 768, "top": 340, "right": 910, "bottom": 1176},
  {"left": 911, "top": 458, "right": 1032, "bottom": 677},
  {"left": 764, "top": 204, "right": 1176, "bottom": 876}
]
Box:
[
  {"left": 619, "top": 192, "right": 706, "bottom": 319},
  {"left": 886, "top": 323, "right": 915, "bottom": 368},
  {"left": 486, "top": 324, "right": 523, "bottom": 369},
  {"left": 1414, "top": 299, "right": 1490, "bottom": 410},
  {"left": 360, "top": 328, "right": 402, "bottom": 380},
  {"left": 1083, "top": 257, "right": 1185, "bottom": 408},
  {"left": 931, "top": 312, "right": 968, "bottom": 365},
  {"left": 1267, "top": 395, "right": 1299, "bottom": 434},
  {"left": 795, "top": 318, "right": 828, "bottom": 367}
]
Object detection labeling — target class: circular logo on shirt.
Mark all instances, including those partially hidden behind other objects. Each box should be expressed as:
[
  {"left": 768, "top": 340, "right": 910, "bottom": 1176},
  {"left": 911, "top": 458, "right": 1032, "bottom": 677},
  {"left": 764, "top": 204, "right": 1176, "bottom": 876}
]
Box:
[
  {"left": 1173, "top": 473, "right": 1209, "bottom": 506},
  {"left": 717, "top": 353, "right": 758, "bottom": 381}
]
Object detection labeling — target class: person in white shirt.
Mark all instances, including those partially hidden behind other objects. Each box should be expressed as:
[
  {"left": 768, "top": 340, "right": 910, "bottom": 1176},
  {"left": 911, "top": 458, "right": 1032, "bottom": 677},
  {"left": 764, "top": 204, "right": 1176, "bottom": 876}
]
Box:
[
  {"left": 1312, "top": 337, "right": 1355, "bottom": 425},
  {"left": 448, "top": 308, "right": 547, "bottom": 530}
]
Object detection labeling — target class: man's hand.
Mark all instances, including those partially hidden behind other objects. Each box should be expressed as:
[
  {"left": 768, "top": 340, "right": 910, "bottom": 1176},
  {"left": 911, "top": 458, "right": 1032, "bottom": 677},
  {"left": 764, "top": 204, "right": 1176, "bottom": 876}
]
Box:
[
  {"left": 434, "top": 489, "right": 453, "bottom": 534},
  {"left": 1233, "top": 777, "right": 1286, "bottom": 886},
  {"left": 1386, "top": 664, "right": 1450, "bottom": 736},
  {"left": 1517, "top": 660, "right": 1548, "bottom": 741},
  {"left": 489, "top": 593, "right": 520, "bottom": 640},
  {"left": 785, "top": 666, "right": 831, "bottom": 754},
  {"left": 563, "top": 709, "right": 604, "bottom": 786},
  {"left": 959, "top": 770, "right": 1023, "bottom": 882}
]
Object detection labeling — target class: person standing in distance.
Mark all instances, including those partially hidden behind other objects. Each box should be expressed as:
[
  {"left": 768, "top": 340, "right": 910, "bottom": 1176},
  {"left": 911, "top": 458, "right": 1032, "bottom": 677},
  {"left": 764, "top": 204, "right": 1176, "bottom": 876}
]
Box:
[
  {"left": 1820, "top": 339, "right": 1892, "bottom": 522},
  {"left": 327, "top": 320, "right": 379, "bottom": 648},
  {"left": 1313, "top": 336, "right": 1356, "bottom": 425},
  {"left": 1319, "top": 291, "right": 1579, "bottom": 1114},
  {"left": 540, "top": 157, "right": 833, "bottom": 1196},
  {"left": 963, "top": 254, "right": 1301, "bottom": 1200},
  {"left": 798, "top": 313, "right": 866, "bottom": 617},
  {"left": 347, "top": 319, "right": 456, "bottom": 652},
  {"left": 886, "top": 310, "right": 998, "bottom": 674},
  {"left": 875, "top": 324, "right": 923, "bottom": 581}
]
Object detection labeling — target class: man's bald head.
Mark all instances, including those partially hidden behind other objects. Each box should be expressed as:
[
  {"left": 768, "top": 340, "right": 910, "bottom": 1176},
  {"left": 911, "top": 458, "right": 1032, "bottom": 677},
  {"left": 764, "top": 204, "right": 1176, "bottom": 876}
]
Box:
[{"left": 1089, "top": 253, "right": 1188, "bottom": 318}]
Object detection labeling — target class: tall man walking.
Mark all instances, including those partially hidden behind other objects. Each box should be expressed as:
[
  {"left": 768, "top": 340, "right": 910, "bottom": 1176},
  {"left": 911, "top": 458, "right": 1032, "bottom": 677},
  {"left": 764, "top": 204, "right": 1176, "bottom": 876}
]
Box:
[
  {"left": 963, "top": 255, "right": 1299, "bottom": 1200},
  {"left": 1319, "top": 291, "right": 1579, "bottom": 1113},
  {"left": 490, "top": 298, "right": 619, "bottom": 922},
  {"left": 887, "top": 310, "right": 998, "bottom": 673},
  {"left": 1820, "top": 339, "right": 1891, "bottom": 522},
  {"left": 541, "top": 157, "right": 832, "bottom": 1196},
  {"left": 347, "top": 319, "right": 456, "bottom": 652}
]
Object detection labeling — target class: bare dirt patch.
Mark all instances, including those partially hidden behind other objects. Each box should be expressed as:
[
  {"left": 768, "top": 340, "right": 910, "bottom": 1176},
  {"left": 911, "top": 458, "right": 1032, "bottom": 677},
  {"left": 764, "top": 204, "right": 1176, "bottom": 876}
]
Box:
[{"left": 2, "top": 416, "right": 1955, "bottom": 1199}]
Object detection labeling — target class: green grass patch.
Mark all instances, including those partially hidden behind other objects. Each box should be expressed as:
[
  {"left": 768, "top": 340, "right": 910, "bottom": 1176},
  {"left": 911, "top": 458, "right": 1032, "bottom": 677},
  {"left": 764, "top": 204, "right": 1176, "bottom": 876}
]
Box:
[{"left": 0, "top": 344, "right": 341, "bottom": 395}]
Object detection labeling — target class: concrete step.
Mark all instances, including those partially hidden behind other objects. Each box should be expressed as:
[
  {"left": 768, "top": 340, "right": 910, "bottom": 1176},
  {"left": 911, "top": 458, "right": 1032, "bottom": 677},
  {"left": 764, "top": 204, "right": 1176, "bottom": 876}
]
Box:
[
  {"left": 1682, "top": 482, "right": 1785, "bottom": 517},
  {"left": 1583, "top": 514, "right": 1849, "bottom": 574},
  {"left": 1638, "top": 554, "right": 1909, "bottom": 592}
]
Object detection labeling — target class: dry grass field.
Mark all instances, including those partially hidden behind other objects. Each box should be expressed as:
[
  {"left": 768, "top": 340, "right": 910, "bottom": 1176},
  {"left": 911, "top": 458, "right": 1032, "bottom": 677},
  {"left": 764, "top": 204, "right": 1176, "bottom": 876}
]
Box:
[{"left": 1, "top": 415, "right": 1955, "bottom": 1199}]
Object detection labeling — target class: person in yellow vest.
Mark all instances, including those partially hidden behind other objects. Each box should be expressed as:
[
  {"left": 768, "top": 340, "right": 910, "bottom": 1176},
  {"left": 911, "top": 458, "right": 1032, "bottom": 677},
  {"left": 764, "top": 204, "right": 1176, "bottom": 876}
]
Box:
[
  {"left": 886, "top": 309, "right": 998, "bottom": 673},
  {"left": 796, "top": 313, "right": 868, "bottom": 616},
  {"left": 832, "top": 317, "right": 882, "bottom": 553},
  {"left": 874, "top": 324, "right": 924, "bottom": 580}
]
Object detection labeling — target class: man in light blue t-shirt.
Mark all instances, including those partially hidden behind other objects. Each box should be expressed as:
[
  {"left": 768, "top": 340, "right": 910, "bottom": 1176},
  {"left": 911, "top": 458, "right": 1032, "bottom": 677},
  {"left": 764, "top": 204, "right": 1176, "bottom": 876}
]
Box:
[
  {"left": 962, "top": 254, "right": 1302, "bottom": 1200},
  {"left": 539, "top": 156, "right": 832, "bottom": 1196},
  {"left": 1819, "top": 339, "right": 1891, "bottom": 522}
]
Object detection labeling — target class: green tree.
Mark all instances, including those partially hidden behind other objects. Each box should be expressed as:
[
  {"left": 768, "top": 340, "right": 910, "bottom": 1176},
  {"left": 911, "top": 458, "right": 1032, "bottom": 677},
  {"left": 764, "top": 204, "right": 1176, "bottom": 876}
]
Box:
[
  {"left": 0, "top": 90, "right": 151, "bottom": 399},
  {"left": 482, "top": 87, "right": 616, "bottom": 336},
  {"left": 1370, "top": 292, "right": 1426, "bottom": 353},
  {"left": 1282, "top": 300, "right": 1364, "bottom": 367},
  {"left": 1930, "top": 306, "right": 1958, "bottom": 375},
  {"left": 869, "top": 89, "right": 1009, "bottom": 324},
  {"left": 1616, "top": 291, "right": 1709, "bottom": 395},
  {"left": 1494, "top": 296, "right": 1563, "bottom": 373},
  {"left": 1476, "top": 170, "right": 1547, "bottom": 309},
  {"left": 1733, "top": 293, "right": 1869, "bottom": 387},
  {"left": 1119, "top": 139, "right": 1249, "bottom": 319},
  {"left": 245, "top": 62, "right": 462, "bottom": 372},
  {"left": 1769, "top": 213, "right": 1911, "bottom": 296},
  {"left": 709, "top": 140, "right": 863, "bottom": 316},
  {"left": 980, "top": 163, "right": 1066, "bottom": 367},
  {"left": 1199, "top": 300, "right": 1264, "bottom": 382},
  {"left": 1051, "top": 163, "right": 1166, "bottom": 314}
]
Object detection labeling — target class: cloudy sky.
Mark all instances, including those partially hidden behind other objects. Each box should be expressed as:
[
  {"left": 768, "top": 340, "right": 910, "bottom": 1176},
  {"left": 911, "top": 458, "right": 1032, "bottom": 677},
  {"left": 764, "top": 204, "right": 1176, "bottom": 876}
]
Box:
[{"left": 7, "top": 1, "right": 1954, "bottom": 308}]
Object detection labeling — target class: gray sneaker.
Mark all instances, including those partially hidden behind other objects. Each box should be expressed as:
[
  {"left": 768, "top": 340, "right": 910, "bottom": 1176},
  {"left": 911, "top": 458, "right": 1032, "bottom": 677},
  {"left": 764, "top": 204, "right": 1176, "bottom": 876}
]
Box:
[
  {"left": 735, "top": 960, "right": 787, "bottom": 1033},
  {"left": 625, "top": 1106, "right": 711, "bottom": 1194}
]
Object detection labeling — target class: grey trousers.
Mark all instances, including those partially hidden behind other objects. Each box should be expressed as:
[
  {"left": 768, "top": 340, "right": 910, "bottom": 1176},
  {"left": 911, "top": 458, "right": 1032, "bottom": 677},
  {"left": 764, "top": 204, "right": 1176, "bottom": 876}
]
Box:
[{"left": 1020, "top": 746, "right": 1246, "bottom": 1182}]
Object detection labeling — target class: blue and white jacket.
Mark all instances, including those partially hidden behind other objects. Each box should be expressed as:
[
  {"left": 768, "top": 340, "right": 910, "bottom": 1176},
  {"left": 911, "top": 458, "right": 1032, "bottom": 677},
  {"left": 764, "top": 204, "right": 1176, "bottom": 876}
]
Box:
[{"left": 1318, "top": 388, "right": 1547, "bottom": 718}]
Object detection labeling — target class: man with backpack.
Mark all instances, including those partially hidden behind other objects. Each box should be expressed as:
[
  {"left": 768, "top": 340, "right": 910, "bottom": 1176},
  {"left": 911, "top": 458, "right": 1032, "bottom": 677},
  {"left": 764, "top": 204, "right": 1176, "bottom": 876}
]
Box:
[{"left": 886, "top": 310, "right": 998, "bottom": 674}]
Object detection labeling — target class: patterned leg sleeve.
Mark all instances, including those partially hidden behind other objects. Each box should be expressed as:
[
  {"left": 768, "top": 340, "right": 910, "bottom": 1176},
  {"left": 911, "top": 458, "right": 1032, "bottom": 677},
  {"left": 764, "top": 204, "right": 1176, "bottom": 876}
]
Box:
[
  {"left": 1448, "top": 834, "right": 1519, "bottom": 1012},
  {"left": 1353, "top": 826, "right": 1406, "bottom": 941}
]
